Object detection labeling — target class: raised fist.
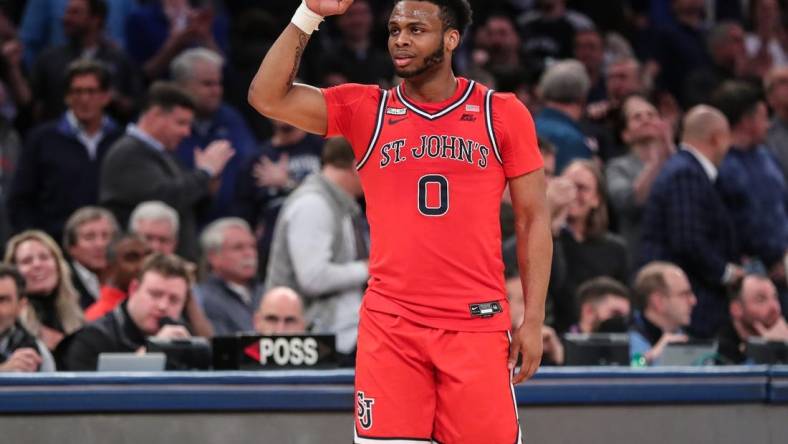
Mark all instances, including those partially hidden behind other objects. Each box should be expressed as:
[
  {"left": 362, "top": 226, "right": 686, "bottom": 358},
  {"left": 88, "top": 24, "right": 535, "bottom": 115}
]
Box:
[{"left": 305, "top": 0, "right": 355, "bottom": 16}]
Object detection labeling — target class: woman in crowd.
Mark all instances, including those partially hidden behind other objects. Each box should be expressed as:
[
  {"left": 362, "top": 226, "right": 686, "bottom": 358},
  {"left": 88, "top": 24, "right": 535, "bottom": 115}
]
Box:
[{"left": 4, "top": 230, "right": 83, "bottom": 350}]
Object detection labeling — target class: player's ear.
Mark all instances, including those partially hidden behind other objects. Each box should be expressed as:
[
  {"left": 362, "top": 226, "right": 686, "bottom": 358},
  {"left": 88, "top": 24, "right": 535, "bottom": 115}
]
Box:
[{"left": 445, "top": 29, "right": 460, "bottom": 52}]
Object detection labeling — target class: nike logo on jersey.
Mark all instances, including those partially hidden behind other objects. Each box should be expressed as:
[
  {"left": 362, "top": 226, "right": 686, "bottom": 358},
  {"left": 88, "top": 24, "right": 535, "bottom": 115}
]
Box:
[
  {"left": 388, "top": 117, "right": 407, "bottom": 125},
  {"left": 460, "top": 113, "right": 476, "bottom": 122}
]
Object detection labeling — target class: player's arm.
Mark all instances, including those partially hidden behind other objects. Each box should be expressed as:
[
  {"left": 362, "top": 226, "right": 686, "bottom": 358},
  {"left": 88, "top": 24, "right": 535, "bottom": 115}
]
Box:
[
  {"left": 508, "top": 169, "right": 552, "bottom": 384},
  {"left": 247, "top": 1, "right": 354, "bottom": 135}
]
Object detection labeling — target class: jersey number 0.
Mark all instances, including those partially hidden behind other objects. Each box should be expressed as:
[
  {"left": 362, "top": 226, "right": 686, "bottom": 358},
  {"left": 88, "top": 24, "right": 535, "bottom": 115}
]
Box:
[{"left": 418, "top": 175, "right": 449, "bottom": 216}]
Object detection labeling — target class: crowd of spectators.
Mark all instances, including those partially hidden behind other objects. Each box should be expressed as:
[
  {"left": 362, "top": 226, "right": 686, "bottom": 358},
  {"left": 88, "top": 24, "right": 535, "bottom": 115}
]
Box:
[{"left": 2, "top": 0, "right": 788, "bottom": 373}]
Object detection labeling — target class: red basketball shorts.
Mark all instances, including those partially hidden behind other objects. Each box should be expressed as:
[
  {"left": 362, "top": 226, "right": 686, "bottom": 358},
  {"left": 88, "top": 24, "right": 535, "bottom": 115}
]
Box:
[{"left": 353, "top": 306, "right": 522, "bottom": 444}]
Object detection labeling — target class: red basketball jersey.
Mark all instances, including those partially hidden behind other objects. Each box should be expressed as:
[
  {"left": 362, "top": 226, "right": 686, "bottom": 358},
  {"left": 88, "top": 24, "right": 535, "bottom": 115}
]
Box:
[{"left": 323, "top": 78, "right": 542, "bottom": 331}]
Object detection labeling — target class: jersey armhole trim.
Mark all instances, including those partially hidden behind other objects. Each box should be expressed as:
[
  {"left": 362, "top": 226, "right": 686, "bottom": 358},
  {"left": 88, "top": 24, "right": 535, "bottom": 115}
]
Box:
[
  {"left": 484, "top": 89, "right": 504, "bottom": 166},
  {"left": 356, "top": 89, "right": 388, "bottom": 171}
]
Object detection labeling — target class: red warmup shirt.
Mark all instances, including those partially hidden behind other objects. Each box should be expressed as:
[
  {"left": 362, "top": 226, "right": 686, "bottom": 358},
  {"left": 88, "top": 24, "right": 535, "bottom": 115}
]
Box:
[{"left": 323, "top": 77, "right": 542, "bottom": 331}]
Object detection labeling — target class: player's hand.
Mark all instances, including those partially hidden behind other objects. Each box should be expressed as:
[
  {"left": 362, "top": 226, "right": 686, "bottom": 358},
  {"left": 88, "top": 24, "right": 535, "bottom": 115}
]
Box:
[
  {"left": 305, "top": 0, "right": 355, "bottom": 16},
  {"left": 0, "top": 348, "right": 42, "bottom": 372},
  {"left": 509, "top": 319, "right": 543, "bottom": 384}
]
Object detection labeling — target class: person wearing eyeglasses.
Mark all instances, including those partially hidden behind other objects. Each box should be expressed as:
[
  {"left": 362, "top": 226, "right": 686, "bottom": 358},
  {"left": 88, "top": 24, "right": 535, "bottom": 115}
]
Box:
[{"left": 8, "top": 59, "right": 122, "bottom": 244}]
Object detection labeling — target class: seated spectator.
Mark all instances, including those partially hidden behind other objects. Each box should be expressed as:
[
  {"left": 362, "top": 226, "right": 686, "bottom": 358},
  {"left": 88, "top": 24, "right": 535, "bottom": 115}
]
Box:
[
  {"left": 717, "top": 273, "right": 788, "bottom": 364},
  {"left": 3, "top": 230, "right": 83, "bottom": 350},
  {"left": 62, "top": 206, "right": 118, "bottom": 309},
  {"left": 8, "top": 60, "right": 122, "bottom": 243},
  {"left": 630, "top": 262, "right": 697, "bottom": 365},
  {"left": 535, "top": 59, "right": 596, "bottom": 173},
  {"left": 550, "top": 160, "right": 629, "bottom": 332},
  {"left": 265, "top": 138, "right": 368, "bottom": 355},
  {"left": 84, "top": 233, "right": 150, "bottom": 321},
  {"left": 195, "top": 218, "right": 262, "bottom": 335},
  {"left": 30, "top": 0, "right": 142, "bottom": 123},
  {"left": 253, "top": 286, "right": 306, "bottom": 335},
  {"left": 128, "top": 201, "right": 179, "bottom": 255},
  {"left": 765, "top": 66, "right": 788, "bottom": 180},
  {"left": 606, "top": 95, "right": 675, "bottom": 262},
  {"left": 234, "top": 118, "right": 324, "bottom": 277},
  {"left": 124, "top": 0, "right": 229, "bottom": 80},
  {"left": 0, "top": 264, "right": 55, "bottom": 372},
  {"left": 127, "top": 200, "right": 213, "bottom": 338},
  {"left": 569, "top": 276, "right": 631, "bottom": 334},
  {"left": 99, "top": 81, "right": 234, "bottom": 261},
  {"left": 714, "top": 81, "right": 788, "bottom": 288},
  {"left": 639, "top": 105, "right": 743, "bottom": 338},
  {"left": 56, "top": 253, "right": 193, "bottom": 371},
  {"left": 171, "top": 48, "right": 256, "bottom": 224}
]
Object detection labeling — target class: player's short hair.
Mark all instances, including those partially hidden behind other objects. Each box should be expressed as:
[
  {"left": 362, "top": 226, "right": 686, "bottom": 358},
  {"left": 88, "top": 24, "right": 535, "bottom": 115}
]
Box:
[
  {"left": 576, "top": 276, "right": 630, "bottom": 309},
  {"left": 398, "top": 0, "right": 473, "bottom": 37},
  {"left": 322, "top": 137, "right": 356, "bottom": 169},
  {"left": 710, "top": 80, "right": 763, "bottom": 128},
  {"left": 65, "top": 59, "right": 112, "bottom": 92},
  {"left": 141, "top": 81, "right": 196, "bottom": 113}
]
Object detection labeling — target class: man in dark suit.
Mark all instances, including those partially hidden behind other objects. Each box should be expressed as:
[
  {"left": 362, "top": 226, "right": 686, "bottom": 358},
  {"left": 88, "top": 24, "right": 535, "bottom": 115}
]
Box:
[
  {"left": 99, "top": 82, "right": 234, "bottom": 260},
  {"left": 8, "top": 59, "right": 122, "bottom": 243},
  {"left": 639, "top": 105, "right": 744, "bottom": 338}
]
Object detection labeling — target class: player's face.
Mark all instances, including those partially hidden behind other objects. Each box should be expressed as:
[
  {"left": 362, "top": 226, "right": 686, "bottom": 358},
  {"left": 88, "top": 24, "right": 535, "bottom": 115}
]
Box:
[{"left": 388, "top": 1, "right": 453, "bottom": 79}]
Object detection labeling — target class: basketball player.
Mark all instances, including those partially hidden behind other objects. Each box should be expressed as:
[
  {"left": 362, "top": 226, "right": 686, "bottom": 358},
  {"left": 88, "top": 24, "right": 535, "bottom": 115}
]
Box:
[{"left": 248, "top": 1, "right": 552, "bottom": 442}]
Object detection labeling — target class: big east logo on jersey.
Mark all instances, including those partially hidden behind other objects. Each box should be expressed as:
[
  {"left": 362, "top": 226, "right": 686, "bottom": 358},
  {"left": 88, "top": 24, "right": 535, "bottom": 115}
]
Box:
[
  {"left": 244, "top": 337, "right": 319, "bottom": 366},
  {"left": 379, "top": 135, "right": 491, "bottom": 169}
]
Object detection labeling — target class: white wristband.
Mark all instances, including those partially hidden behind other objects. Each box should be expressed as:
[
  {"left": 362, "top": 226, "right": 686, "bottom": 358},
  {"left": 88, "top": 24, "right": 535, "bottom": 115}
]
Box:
[{"left": 291, "top": 1, "right": 324, "bottom": 35}]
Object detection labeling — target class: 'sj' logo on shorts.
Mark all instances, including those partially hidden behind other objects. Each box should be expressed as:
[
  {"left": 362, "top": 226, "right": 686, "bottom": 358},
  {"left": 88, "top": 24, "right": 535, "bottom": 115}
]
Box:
[{"left": 356, "top": 391, "right": 375, "bottom": 430}]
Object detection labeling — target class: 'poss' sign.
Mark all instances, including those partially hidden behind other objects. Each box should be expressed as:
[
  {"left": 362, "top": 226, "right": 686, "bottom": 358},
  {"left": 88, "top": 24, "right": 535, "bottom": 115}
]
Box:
[
  {"left": 251, "top": 337, "right": 319, "bottom": 366},
  {"left": 212, "top": 334, "right": 337, "bottom": 369}
]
